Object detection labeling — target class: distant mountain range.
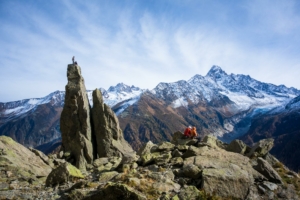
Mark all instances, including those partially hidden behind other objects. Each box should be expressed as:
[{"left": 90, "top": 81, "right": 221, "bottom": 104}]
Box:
[
  {"left": 241, "top": 95, "right": 300, "bottom": 171},
  {"left": 1, "top": 65, "right": 300, "bottom": 169}
]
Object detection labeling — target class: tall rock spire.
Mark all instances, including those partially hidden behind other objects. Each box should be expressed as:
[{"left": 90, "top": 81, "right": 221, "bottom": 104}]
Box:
[
  {"left": 92, "top": 89, "right": 136, "bottom": 162},
  {"left": 60, "top": 64, "right": 93, "bottom": 170}
]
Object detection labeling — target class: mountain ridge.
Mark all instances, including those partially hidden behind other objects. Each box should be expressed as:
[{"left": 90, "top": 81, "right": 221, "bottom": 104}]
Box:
[{"left": 1, "top": 65, "right": 299, "bottom": 153}]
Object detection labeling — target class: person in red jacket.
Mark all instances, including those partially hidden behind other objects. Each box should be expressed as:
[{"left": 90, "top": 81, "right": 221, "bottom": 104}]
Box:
[
  {"left": 184, "top": 126, "right": 192, "bottom": 138},
  {"left": 190, "top": 126, "right": 198, "bottom": 139}
]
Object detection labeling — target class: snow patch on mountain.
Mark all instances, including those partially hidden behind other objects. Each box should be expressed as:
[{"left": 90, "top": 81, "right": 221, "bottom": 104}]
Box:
[
  {"left": 87, "top": 83, "right": 145, "bottom": 108},
  {"left": 172, "top": 97, "right": 189, "bottom": 108},
  {"left": 104, "top": 84, "right": 144, "bottom": 108},
  {"left": 114, "top": 96, "right": 142, "bottom": 116},
  {"left": 1, "top": 91, "right": 65, "bottom": 117},
  {"left": 219, "top": 91, "right": 289, "bottom": 111},
  {"left": 152, "top": 65, "right": 300, "bottom": 112}
]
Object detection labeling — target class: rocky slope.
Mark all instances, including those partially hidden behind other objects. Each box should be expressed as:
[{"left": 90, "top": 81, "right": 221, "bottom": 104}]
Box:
[
  {"left": 1, "top": 134, "right": 299, "bottom": 199},
  {"left": 241, "top": 95, "right": 300, "bottom": 171}
]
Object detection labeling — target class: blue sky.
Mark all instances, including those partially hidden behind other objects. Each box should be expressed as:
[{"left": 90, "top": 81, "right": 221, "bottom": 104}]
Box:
[{"left": 1, "top": 0, "right": 300, "bottom": 102}]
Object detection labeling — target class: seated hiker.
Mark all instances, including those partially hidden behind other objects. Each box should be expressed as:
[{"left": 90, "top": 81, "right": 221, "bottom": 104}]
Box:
[
  {"left": 190, "top": 126, "right": 198, "bottom": 139},
  {"left": 183, "top": 126, "right": 192, "bottom": 138}
]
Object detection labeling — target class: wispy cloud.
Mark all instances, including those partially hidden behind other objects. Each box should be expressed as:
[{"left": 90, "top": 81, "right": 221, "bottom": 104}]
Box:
[{"left": 0, "top": 0, "right": 299, "bottom": 102}]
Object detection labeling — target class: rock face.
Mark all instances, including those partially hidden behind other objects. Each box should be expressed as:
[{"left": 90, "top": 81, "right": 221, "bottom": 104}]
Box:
[
  {"left": 0, "top": 136, "right": 52, "bottom": 177},
  {"left": 92, "top": 89, "right": 136, "bottom": 162},
  {"left": 254, "top": 157, "right": 283, "bottom": 184},
  {"left": 247, "top": 138, "right": 274, "bottom": 157},
  {"left": 226, "top": 139, "right": 247, "bottom": 154},
  {"left": 60, "top": 64, "right": 94, "bottom": 170},
  {"left": 46, "top": 162, "right": 84, "bottom": 187}
]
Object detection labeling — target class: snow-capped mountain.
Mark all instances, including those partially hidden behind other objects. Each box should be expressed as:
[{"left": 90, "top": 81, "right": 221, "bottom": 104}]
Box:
[
  {"left": 152, "top": 65, "right": 300, "bottom": 113},
  {"left": 0, "top": 83, "right": 145, "bottom": 124},
  {"left": 0, "top": 91, "right": 65, "bottom": 125},
  {"left": 1, "top": 65, "right": 299, "bottom": 152},
  {"left": 87, "top": 83, "right": 145, "bottom": 111}
]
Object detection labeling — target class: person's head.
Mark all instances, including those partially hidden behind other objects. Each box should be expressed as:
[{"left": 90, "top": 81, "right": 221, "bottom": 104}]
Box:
[
  {"left": 192, "top": 126, "right": 196, "bottom": 130},
  {"left": 188, "top": 126, "right": 192, "bottom": 129}
]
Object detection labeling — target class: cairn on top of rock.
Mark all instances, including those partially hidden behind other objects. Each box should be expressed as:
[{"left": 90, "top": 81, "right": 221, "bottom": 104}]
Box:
[{"left": 60, "top": 64, "right": 94, "bottom": 170}]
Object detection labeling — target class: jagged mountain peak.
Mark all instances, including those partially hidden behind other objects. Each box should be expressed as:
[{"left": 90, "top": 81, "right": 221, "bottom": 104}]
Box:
[
  {"left": 107, "top": 83, "right": 142, "bottom": 93},
  {"left": 108, "top": 83, "right": 132, "bottom": 93},
  {"left": 206, "top": 65, "right": 227, "bottom": 78}
]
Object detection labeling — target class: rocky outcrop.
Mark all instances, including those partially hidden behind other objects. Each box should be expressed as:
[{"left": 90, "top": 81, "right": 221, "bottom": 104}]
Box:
[
  {"left": 254, "top": 157, "right": 283, "bottom": 184},
  {"left": 0, "top": 136, "right": 54, "bottom": 199},
  {"left": 92, "top": 89, "right": 136, "bottom": 163},
  {"left": 46, "top": 162, "right": 84, "bottom": 187},
  {"left": 247, "top": 138, "right": 274, "bottom": 157},
  {"left": 60, "top": 64, "right": 94, "bottom": 170},
  {"left": 226, "top": 139, "right": 247, "bottom": 154},
  {"left": 1, "top": 134, "right": 299, "bottom": 199},
  {"left": 83, "top": 182, "right": 147, "bottom": 200},
  {"left": 0, "top": 136, "right": 51, "bottom": 178}
]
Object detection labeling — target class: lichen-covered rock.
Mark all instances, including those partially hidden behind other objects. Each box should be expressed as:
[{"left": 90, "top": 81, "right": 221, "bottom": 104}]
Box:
[
  {"left": 202, "top": 135, "right": 218, "bottom": 148},
  {"left": 178, "top": 139, "right": 198, "bottom": 146},
  {"left": 261, "top": 181, "right": 278, "bottom": 191},
  {"left": 226, "top": 139, "right": 247, "bottom": 154},
  {"left": 169, "top": 157, "right": 184, "bottom": 167},
  {"left": 152, "top": 179, "right": 181, "bottom": 193},
  {"left": 216, "top": 139, "right": 228, "bottom": 149},
  {"left": 83, "top": 182, "right": 147, "bottom": 200},
  {"left": 137, "top": 141, "right": 156, "bottom": 156},
  {"left": 253, "top": 157, "right": 283, "bottom": 184},
  {"left": 172, "top": 149, "right": 183, "bottom": 157},
  {"left": 0, "top": 136, "right": 51, "bottom": 178},
  {"left": 157, "top": 142, "right": 175, "bottom": 151},
  {"left": 91, "top": 89, "right": 136, "bottom": 162},
  {"left": 182, "top": 145, "right": 208, "bottom": 158},
  {"left": 141, "top": 152, "right": 160, "bottom": 166},
  {"left": 247, "top": 138, "right": 274, "bottom": 158},
  {"left": 177, "top": 186, "right": 205, "bottom": 200},
  {"left": 148, "top": 170, "right": 175, "bottom": 181},
  {"left": 264, "top": 153, "right": 280, "bottom": 167},
  {"left": 60, "top": 64, "right": 94, "bottom": 170},
  {"left": 93, "top": 157, "right": 109, "bottom": 167},
  {"left": 177, "top": 145, "right": 189, "bottom": 151},
  {"left": 46, "top": 162, "right": 84, "bottom": 187},
  {"left": 182, "top": 164, "right": 201, "bottom": 179},
  {"left": 154, "top": 151, "right": 172, "bottom": 166},
  {"left": 182, "top": 148, "right": 256, "bottom": 198},
  {"left": 95, "top": 157, "right": 122, "bottom": 173},
  {"left": 98, "top": 171, "right": 119, "bottom": 183},
  {"left": 29, "top": 147, "right": 51, "bottom": 166},
  {"left": 171, "top": 131, "right": 184, "bottom": 144},
  {"left": 202, "top": 167, "right": 253, "bottom": 199}
]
